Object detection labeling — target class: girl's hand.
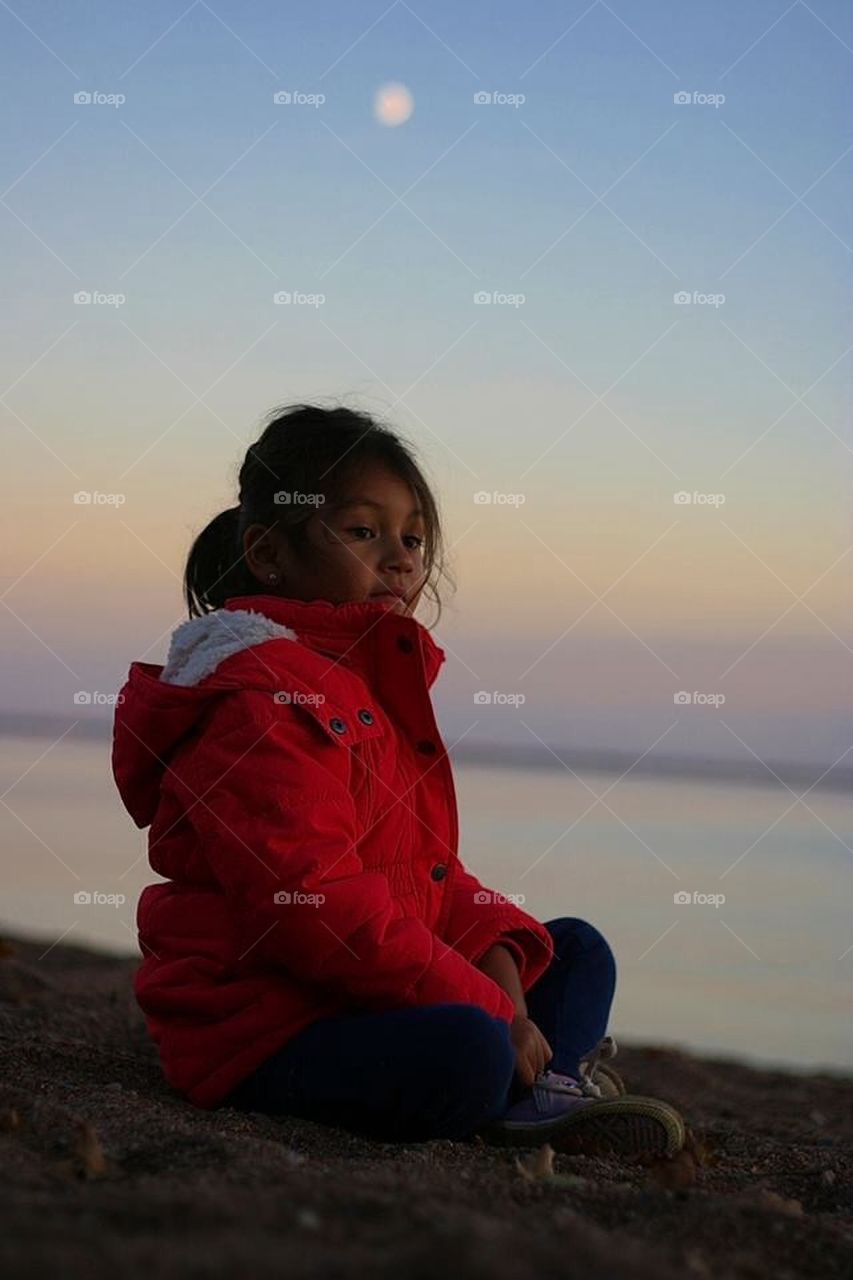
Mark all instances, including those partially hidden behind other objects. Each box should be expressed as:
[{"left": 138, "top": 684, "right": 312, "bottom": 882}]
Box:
[{"left": 510, "top": 1014, "right": 553, "bottom": 1087}]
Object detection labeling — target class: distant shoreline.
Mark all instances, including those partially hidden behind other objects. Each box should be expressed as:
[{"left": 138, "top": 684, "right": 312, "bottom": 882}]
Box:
[
  {"left": 1, "top": 710, "right": 850, "bottom": 794},
  {"left": 451, "top": 741, "right": 853, "bottom": 794},
  {"left": 3, "top": 922, "right": 848, "bottom": 1080}
]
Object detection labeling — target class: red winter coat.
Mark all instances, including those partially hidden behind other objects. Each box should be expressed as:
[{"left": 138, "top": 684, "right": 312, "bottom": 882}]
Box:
[{"left": 112, "top": 593, "right": 555, "bottom": 1109}]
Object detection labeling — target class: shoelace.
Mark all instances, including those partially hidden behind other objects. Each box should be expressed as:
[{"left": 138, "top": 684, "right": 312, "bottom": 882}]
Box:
[
  {"left": 532, "top": 1034, "right": 618, "bottom": 1104},
  {"left": 580, "top": 1033, "right": 617, "bottom": 1087}
]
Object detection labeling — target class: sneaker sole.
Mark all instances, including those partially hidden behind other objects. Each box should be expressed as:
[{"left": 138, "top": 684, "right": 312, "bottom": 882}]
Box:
[{"left": 483, "top": 1095, "right": 685, "bottom": 1158}]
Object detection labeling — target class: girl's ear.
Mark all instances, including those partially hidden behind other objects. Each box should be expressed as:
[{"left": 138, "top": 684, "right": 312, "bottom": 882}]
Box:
[{"left": 242, "top": 523, "right": 288, "bottom": 586}]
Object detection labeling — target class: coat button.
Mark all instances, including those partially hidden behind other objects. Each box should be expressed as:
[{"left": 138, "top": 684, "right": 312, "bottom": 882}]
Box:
[
  {"left": 397, "top": 635, "right": 414, "bottom": 653},
  {"left": 430, "top": 863, "right": 448, "bottom": 881},
  {"left": 329, "top": 717, "right": 347, "bottom": 734},
  {"left": 357, "top": 708, "right": 374, "bottom": 725},
  {"left": 416, "top": 739, "right": 437, "bottom": 755}
]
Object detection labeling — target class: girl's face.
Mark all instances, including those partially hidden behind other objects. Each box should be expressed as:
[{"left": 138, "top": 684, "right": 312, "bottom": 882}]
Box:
[{"left": 245, "top": 462, "right": 429, "bottom": 617}]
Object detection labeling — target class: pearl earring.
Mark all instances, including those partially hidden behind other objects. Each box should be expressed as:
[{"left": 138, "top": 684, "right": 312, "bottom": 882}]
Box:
[{"left": 268, "top": 572, "right": 279, "bottom": 584}]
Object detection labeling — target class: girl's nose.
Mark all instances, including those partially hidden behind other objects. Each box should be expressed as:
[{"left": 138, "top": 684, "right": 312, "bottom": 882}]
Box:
[{"left": 382, "top": 536, "right": 415, "bottom": 571}]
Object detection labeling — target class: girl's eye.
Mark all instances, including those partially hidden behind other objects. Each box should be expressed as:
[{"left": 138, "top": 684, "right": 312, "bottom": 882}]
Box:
[{"left": 345, "top": 528, "right": 424, "bottom": 550}]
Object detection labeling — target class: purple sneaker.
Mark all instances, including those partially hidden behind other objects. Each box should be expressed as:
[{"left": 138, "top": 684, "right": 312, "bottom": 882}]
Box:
[
  {"left": 498, "top": 1068, "right": 603, "bottom": 1125},
  {"left": 480, "top": 1065, "right": 685, "bottom": 1157}
]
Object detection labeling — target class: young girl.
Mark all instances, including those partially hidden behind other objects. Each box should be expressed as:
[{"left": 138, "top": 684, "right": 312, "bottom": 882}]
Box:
[{"left": 112, "top": 402, "right": 685, "bottom": 1156}]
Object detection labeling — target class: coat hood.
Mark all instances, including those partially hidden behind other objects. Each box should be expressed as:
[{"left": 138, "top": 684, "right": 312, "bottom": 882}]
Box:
[{"left": 111, "top": 594, "right": 446, "bottom": 830}]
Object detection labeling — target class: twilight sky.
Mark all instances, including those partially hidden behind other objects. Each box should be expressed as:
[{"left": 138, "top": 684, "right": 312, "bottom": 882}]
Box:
[{"left": 1, "top": 0, "right": 851, "bottom": 769}]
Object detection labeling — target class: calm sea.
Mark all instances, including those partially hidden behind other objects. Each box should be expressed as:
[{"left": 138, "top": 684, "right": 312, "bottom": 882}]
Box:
[{"left": 2, "top": 733, "right": 850, "bottom": 1072}]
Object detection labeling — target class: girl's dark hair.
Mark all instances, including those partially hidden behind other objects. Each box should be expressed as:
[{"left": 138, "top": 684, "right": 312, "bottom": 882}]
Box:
[{"left": 183, "top": 403, "right": 453, "bottom": 626}]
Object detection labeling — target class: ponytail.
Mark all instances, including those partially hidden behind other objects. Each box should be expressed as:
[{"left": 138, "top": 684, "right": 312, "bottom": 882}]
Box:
[{"left": 184, "top": 506, "right": 254, "bottom": 619}]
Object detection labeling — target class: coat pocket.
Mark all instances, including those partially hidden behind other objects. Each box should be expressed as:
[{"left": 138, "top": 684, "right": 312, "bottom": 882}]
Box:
[{"left": 276, "top": 685, "right": 388, "bottom": 824}]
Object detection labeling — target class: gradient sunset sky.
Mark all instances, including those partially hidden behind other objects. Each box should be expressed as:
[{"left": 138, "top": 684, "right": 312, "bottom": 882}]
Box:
[{"left": 2, "top": 0, "right": 850, "bottom": 768}]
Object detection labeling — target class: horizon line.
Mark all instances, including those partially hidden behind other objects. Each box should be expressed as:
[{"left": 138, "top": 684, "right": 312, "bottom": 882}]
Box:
[{"left": 0, "top": 711, "right": 849, "bottom": 795}]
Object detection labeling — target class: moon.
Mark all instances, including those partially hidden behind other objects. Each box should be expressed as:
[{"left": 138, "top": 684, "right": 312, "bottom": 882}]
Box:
[{"left": 374, "top": 82, "right": 414, "bottom": 126}]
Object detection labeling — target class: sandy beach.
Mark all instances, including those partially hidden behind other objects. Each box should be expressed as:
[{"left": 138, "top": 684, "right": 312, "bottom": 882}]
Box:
[{"left": 0, "top": 930, "right": 850, "bottom": 1279}]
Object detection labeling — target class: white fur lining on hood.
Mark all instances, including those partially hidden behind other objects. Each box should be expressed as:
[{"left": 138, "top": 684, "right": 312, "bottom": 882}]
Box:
[{"left": 160, "top": 608, "right": 299, "bottom": 688}]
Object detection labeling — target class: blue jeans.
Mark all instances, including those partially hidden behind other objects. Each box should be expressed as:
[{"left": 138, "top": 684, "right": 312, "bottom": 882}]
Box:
[{"left": 223, "top": 916, "right": 617, "bottom": 1142}]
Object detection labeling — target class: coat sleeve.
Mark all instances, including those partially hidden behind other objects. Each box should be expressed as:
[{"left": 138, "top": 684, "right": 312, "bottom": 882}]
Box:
[
  {"left": 183, "top": 691, "right": 518, "bottom": 1024},
  {"left": 438, "top": 863, "right": 555, "bottom": 993}
]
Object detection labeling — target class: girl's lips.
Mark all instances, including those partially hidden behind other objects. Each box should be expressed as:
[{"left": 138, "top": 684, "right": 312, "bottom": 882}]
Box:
[{"left": 371, "top": 592, "right": 409, "bottom": 611}]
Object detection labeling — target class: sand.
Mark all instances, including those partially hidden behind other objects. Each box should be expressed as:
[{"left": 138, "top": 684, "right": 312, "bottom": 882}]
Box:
[{"left": 0, "top": 931, "right": 850, "bottom": 1279}]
